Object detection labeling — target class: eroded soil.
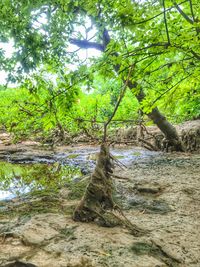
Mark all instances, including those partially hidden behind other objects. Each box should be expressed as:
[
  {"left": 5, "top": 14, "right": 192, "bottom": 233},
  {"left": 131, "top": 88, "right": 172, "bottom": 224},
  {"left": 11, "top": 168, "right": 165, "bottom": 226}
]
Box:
[{"left": 0, "top": 140, "right": 199, "bottom": 267}]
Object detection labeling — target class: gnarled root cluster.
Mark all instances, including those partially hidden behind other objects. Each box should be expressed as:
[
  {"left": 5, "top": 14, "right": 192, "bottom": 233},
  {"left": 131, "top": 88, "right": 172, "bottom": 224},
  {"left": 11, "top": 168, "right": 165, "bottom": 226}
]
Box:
[
  {"left": 73, "top": 143, "right": 115, "bottom": 223},
  {"left": 73, "top": 143, "right": 146, "bottom": 236}
]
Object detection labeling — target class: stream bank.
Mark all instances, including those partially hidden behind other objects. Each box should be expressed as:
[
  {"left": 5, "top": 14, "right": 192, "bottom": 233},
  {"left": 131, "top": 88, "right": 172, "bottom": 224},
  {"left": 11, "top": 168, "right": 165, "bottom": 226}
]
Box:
[{"left": 0, "top": 141, "right": 199, "bottom": 267}]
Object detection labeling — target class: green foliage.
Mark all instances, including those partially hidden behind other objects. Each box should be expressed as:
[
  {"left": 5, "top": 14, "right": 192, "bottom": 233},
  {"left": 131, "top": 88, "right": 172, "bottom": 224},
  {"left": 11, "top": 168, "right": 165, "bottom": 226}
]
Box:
[
  {"left": 0, "top": 74, "right": 139, "bottom": 140},
  {"left": 0, "top": 73, "right": 80, "bottom": 140},
  {"left": 0, "top": 0, "right": 199, "bottom": 138}
]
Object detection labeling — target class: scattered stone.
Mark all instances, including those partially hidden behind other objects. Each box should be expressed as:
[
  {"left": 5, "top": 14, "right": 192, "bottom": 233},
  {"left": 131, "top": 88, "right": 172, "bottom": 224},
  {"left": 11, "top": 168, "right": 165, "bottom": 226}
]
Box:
[{"left": 133, "top": 184, "right": 163, "bottom": 195}]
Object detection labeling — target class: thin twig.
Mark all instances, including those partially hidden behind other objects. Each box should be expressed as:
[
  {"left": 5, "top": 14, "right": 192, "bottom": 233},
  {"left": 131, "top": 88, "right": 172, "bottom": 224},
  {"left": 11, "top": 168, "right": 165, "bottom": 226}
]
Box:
[
  {"left": 188, "top": 0, "right": 195, "bottom": 21},
  {"left": 132, "top": 0, "right": 188, "bottom": 25},
  {"left": 110, "top": 153, "right": 128, "bottom": 169},
  {"left": 163, "top": 0, "right": 171, "bottom": 45},
  {"left": 151, "top": 73, "right": 192, "bottom": 106},
  {"left": 103, "top": 66, "right": 134, "bottom": 141},
  {"left": 173, "top": 1, "right": 194, "bottom": 24}
]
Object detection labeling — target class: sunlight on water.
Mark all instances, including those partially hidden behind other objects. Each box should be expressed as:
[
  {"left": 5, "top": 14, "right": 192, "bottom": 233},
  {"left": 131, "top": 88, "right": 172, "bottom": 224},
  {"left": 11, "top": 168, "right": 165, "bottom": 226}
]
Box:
[{"left": 0, "top": 190, "right": 15, "bottom": 200}]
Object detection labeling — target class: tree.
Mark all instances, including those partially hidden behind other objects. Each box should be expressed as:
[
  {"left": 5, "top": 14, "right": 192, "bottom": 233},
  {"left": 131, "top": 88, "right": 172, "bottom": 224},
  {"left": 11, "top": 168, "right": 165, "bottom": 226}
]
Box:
[
  {"left": 0, "top": 0, "right": 199, "bottom": 150},
  {"left": 69, "top": 0, "right": 199, "bottom": 151},
  {"left": 0, "top": 0, "right": 199, "bottom": 226}
]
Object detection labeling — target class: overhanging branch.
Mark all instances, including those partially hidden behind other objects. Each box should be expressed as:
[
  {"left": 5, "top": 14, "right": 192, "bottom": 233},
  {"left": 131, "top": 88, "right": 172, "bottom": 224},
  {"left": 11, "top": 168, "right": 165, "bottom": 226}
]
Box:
[
  {"left": 152, "top": 73, "right": 192, "bottom": 105},
  {"left": 69, "top": 38, "right": 104, "bottom": 51}
]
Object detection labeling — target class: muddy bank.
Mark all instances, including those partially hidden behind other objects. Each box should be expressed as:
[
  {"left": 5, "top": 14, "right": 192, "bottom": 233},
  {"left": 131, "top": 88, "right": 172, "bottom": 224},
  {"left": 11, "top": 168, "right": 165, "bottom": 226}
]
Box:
[
  {"left": 0, "top": 145, "right": 199, "bottom": 266},
  {"left": 0, "top": 142, "right": 161, "bottom": 200},
  {"left": 0, "top": 141, "right": 161, "bottom": 166},
  {"left": 112, "top": 120, "right": 200, "bottom": 152},
  {"left": 1, "top": 120, "right": 200, "bottom": 153}
]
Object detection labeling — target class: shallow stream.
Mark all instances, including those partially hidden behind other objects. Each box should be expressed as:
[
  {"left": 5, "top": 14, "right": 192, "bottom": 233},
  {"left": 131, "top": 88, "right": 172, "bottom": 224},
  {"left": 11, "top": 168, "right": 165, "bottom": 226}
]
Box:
[{"left": 0, "top": 146, "right": 161, "bottom": 200}]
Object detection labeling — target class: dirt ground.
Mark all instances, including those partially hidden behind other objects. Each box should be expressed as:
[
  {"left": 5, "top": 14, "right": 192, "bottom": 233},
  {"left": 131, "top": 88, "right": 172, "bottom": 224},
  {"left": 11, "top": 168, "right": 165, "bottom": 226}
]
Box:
[{"left": 0, "top": 141, "right": 200, "bottom": 267}]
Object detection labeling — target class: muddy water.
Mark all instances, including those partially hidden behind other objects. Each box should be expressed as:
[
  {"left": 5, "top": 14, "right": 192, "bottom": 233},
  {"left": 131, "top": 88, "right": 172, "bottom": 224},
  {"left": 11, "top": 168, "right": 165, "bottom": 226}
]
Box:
[{"left": 0, "top": 146, "right": 161, "bottom": 200}]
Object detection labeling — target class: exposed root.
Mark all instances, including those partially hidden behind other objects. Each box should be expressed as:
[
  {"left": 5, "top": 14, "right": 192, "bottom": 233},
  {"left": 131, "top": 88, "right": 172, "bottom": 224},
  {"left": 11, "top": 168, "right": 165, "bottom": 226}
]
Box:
[
  {"left": 161, "top": 138, "right": 183, "bottom": 152},
  {"left": 110, "top": 153, "right": 127, "bottom": 169},
  {"left": 113, "top": 207, "right": 148, "bottom": 236},
  {"left": 131, "top": 240, "right": 181, "bottom": 266},
  {"left": 181, "top": 127, "right": 200, "bottom": 152},
  {"left": 138, "top": 137, "right": 158, "bottom": 151},
  {"left": 2, "top": 261, "right": 38, "bottom": 267},
  {"left": 73, "top": 143, "right": 115, "bottom": 222},
  {"left": 110, "top": 173, "right": 131, "bottom": 181},
  {"left": 73, "top": 143, "right": 147, "bottom": 236}
]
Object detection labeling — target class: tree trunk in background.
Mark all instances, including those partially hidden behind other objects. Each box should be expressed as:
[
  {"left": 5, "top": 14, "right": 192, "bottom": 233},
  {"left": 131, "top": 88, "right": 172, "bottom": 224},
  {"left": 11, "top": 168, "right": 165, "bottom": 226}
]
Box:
[
  {"left": 106, "top": 32, "right": 183, "bottom": 151},
  {"left": 70, "top": 30, "right": 183, "bottom": 151},
  {"left": 147, "top": 107, "right": 183, "bottom": 151},
  {"left": 130, "top": 83, "right": 183, "bottom": 151}
]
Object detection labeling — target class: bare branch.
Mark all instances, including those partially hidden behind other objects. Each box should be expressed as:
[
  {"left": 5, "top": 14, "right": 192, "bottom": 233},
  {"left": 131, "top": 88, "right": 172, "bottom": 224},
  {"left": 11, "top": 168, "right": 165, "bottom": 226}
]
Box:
[
  {"left": 69, "top": 38, "right": 104, "bottom": 51},
  {"left": 132, "top": 0, "right": 188, "bottom": 25},
  {"left": 127, "top": 42, "right": 169, "bottom": 57},
  {"left": 103, "top": 65, "right": 134, "bottom": 141},
  {"left": 188, "top": 0, "right": 195, "bottom": 21},
  {"left": 152, "top": 73, "right": 192, "bottom": 105},
  {"left": 191, "top": 50, "right": 200, "bottom": 60},
  {"left": 172, "top": 1, "right": 194, "bottom": 24},
  {"left": 149, "top": 56, "right": 194, "bottom": 74},
  {"left": 102, "top": 29, "right": 111, "bottom": 48},
  {"left": 163, "top": 0, "right": 171, "bottom": 44}
]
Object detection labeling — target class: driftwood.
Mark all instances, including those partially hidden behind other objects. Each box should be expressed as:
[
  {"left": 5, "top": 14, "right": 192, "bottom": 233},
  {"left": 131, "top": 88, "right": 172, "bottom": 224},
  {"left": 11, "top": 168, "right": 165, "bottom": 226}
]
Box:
[
  {"left": 138, "top": 137, "right": 158, "bottom": 151},
  {"left": 181, "top": 127, "right": 200, "bottom": 152}
]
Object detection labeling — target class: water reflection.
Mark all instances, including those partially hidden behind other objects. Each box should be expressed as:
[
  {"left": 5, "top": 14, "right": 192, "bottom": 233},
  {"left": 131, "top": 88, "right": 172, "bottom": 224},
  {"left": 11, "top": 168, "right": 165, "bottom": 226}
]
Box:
[
  {"left": 0, "top": 161, "right": 80, "bottom": 200},
  {"left": 0, "top": 147, "right": 162, "bottom": 200}
]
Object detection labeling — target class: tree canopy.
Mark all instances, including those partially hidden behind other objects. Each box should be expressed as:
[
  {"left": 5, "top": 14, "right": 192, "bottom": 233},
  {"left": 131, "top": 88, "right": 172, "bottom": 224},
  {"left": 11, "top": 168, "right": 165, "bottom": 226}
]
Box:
[{"left": 0, "top": 0, "right": 199, "bottom": 140}]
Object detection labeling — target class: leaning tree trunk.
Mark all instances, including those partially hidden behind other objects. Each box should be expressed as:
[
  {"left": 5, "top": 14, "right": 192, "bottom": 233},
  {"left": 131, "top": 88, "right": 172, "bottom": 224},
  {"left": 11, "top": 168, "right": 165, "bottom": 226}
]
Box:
[
  {"left": 70, "top": 30, "right": 183, "bottom": 151},
  {"left": 101, "top": 29, "right": 183, "bottom": 151},
  {"left": 147, "top": 107, "right": 182, "bottom": 151},
  {"left": 135, "top": 85, "right": 183, "bottom": 152}
]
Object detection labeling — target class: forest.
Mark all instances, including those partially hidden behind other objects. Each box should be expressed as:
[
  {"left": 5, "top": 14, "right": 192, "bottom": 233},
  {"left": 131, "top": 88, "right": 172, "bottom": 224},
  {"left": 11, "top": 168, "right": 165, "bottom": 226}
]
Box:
[{"left": 0, "top": 0, "right": 199, "bottom": 267}]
